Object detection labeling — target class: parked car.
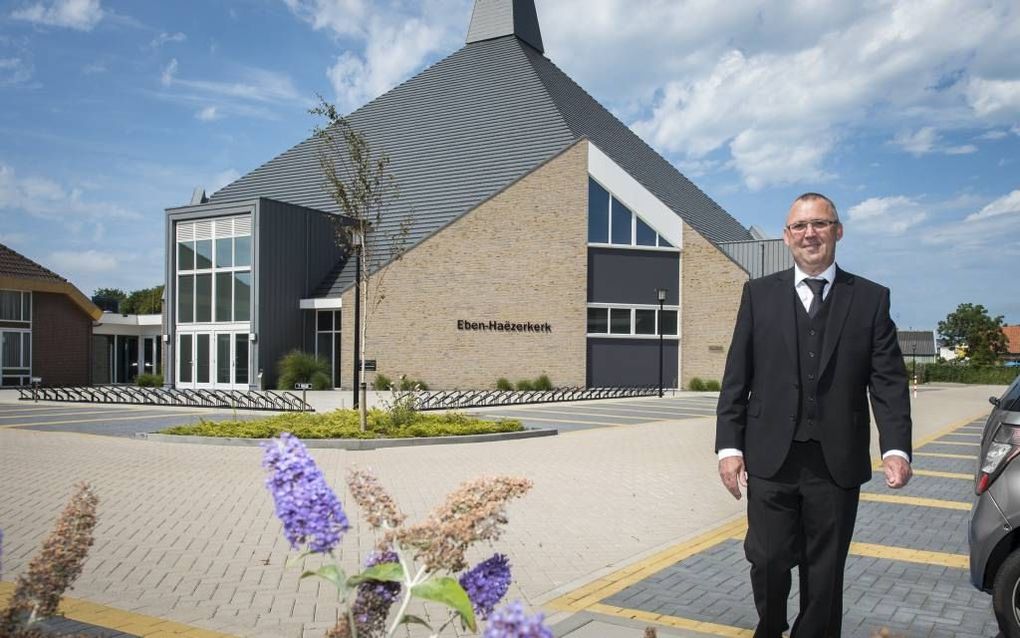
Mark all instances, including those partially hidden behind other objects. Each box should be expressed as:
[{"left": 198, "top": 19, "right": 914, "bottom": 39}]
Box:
[{"left": 970, "top": 373, "right": 1020, "bottom": 635}]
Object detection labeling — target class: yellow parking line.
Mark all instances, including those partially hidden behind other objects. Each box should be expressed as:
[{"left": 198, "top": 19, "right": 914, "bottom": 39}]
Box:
[
  {"left": 859, "top": 492, "right": 971, "bottom": 510},
  {"left": 848, "top": 542, "right": 968, "bottom": 569},
  {"left": 914, "top": 452, "right": 974, "bottom": 460},
  {"left": 942, "top": 432, "right": 982, "bottom": 438},
  {"left": 0, "top": 411, "right": 209, "bottom": 429},
  {"left": 586, "top": 603, "right": 753, "bottom": 637},
  {"left": 911, "top": 469, "right": 973, "bottom": 480},
  {"left": 0, "top": 582, "right": 231, "bottom": 637},
  {"left": 547, "top": 517, "right": 747, "bottom": 612},
  {"left": 914, "top": 411, "right": 989, "bottom": 449}
]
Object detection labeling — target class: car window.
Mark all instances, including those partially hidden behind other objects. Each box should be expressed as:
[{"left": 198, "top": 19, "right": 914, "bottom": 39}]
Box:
[{"left": 1001, "top": 375, "right": 1020, "bottom": 411}]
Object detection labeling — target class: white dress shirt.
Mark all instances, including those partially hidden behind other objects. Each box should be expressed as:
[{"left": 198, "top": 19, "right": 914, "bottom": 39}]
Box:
[{"left": 718, "top": 262, "right": 909, "bottom": 463}]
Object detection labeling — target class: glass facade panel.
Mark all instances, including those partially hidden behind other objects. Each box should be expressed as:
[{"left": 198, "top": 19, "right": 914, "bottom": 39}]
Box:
[
  {"left": 143, "top": 337, "right": 155, "bottom": 375},
  {"left": 178, "top": 241, "right": 194, "bottom": 270},
  {"left": 215, "top": 238, "right": 233, "bottom": 268},
  {"left": 215, "top": 272, "right": 233, "bottom": 322},
  {"left": 234, "top": 272, "right": 250, "bottom": 322},
  {"left": 635, "top": 217, "right": 657, "bottom": 246},
  {"left": 235, "top": 334, "right": 248, "bottom": 385},
  {"left": 22, "top": 332, "right": 30, "bottom": 367},
  {"left": 0, "top": 291, "right": 24, "bottom": 321},
  {"left": 22, "top": 293, "right": 31, "bottom": 321},
  {"left": 317, "top": 311, "right": 333, "bottom": 331},
  {"left": 658, "top": 235, "right": 673, "bottom": 248},
  {"left": 177, "top": 275, "right": 194, "bottom": 323},
  {"left": 217, "top": 334, "right": 231, "bottom": 384},
  {"left": 660, "top": 310, "right": 678, "bottom": 336},
  {"left": 316, "top": 333, "right": 331, "bottom": 371},
  {"left": 234, "top": 236, "right": 251, "bottom": 267},
  {"left": 195, "top": 274, "right": 212, "bottom": 322},
  {"left": 635, "top": 309, "right": 656, "bottom": 334},
  {"left": 610, "top": 197, "right": 633, "bottom": 245},
  {"left": 609, "top": 308, "right": 631, "bottom": 334},
  {"left": 196, "top": 334, "right": 210, "bottom": 383},
  {"left": 586, "top": 307, "right": 608, "bottom": 333},
  {"left": 2, "top": 331, "right": 21, "bottom": 366},
  {"left": 195, "top": 239, "right": 213, "bottom": 269},
  {"left": 587, "top": 178, "right": 609, "bottom": 243},
  {"left": 179, "top": 334, "right": 192, "bottom": 383}
]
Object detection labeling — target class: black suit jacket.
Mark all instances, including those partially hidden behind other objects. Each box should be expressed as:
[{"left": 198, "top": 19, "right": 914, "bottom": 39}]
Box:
[{"left": 715, "top": 267, "right": 912, "bottom": 488}]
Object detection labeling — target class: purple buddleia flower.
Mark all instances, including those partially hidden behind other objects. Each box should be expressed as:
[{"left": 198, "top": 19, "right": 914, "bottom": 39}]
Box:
[
  {"left": 262, "top": 433, "right": 349, "bottom": 553},
  {"left": 483, "top": 600, "right": 552, "bottom": 638},
  {"left": 459, "top": 553, "right": 511, "bottom": 619},
  {"left": 350, "top": 549, "right": 402, "bottom": 637}
]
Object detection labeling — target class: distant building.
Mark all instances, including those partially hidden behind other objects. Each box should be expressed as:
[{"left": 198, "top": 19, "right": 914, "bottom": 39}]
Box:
[
  {"left": 897, "top": 330, "right": 938, "bottom": 365},
  {"left": 1003, "top": 325, "right": 1020, "bottom": 363},
  {"left": 92, "top": 312, "right": 164, "bottom": 384},
  {"left": 0, "top": 243, "right": 101, "bottom": 387}
]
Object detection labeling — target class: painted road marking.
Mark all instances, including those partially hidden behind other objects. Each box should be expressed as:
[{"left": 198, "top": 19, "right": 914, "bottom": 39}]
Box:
[
  {"left": 847, "top": 542, "right": 968, "bottom": 569},
  {"left": 0, "top": 411, "right": 209, "bottom": 429},
  {"left": 921, "top": 440, "right": 980, "bottom": 447},
  {"left": 585, "top": 603, "right": 753, "bottom": 637},
  {"left": 859, "top": 492, "right": 971, "bottom": 511},
  {"left": 914, "top": 451, "right": 974, "bottom": 460}
]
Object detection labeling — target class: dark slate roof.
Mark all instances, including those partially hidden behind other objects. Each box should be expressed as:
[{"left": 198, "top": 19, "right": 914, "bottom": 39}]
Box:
[
  {"left": 0, "top": 242, "right": 68, "bottom": 283},
  {"left": 211, "top": 35, "right": 752, "bottom": 297},
  {"left": 897, "top": 330, "right": 937, "bottom": 357}
]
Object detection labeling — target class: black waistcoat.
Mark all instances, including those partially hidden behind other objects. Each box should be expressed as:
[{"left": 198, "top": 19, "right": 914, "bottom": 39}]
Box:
[{"left": 793, "top": 287, "right": 831, "bottom": 441}]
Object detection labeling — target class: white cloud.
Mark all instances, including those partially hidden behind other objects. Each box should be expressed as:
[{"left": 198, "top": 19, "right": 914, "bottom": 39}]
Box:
[
  {"left": 0, "top": 57, "right": 33, "bottom": 86},
  {"left": 978, "top": 129, "right": 1009, "bottom": 140},
  {"left": 966, "top": 77, "right": 1020, "bottom": 118},
  {"left": 11, "top": 0, "right": 103, "bottom": 31},
  {"left": 944, "top": 144, "right": 977, "bottom": 155},
  {"left": 893, "top": 127, "right": 939, "bottom": 156},
  {"left": 846, "top": 196, "right": 928, "bottom": 235},
  {"left": 150, "top": 32, "right": 186, "bottom": 48},
  {"left": 47, "top": 249, "right": 118, "bottom": 273},
  {"left": 196, "top": 105, "right": 218, "bottom": 121},
  {"left": 0, "top": 163, "right": 139, "bottom": 221},
  {"left": 161, "top": 58, "right": 177, "bottom": 86},
  {"left": 965, "top": 189, "right": 1020, "bottom": 221}
]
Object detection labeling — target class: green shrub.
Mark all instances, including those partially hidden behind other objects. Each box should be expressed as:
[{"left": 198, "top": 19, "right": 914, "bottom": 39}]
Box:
[
  {"left": 533, "top": 374, "right": 553, "bottom": 391},
  {"left": 704, "top": 380, "right": 721, "bottom": 392},
  {"left": 398, "top": 377, "right": 429, "bottom": 391},
  {"left": 920, "top": 364, "right": 1019, "bottom": 385},
  {"left": 496, "top": 377, "right": 513, "bottom": 391},
  {"left": 688, "top": 377, "right": 706, "bottom": 391},
  {"left": 277, "top": 350, "right": 331, "bottom": 391},
  {"left": 373, "top": 373, "right": 393, "bottom": 390},
  {"left": 136, "top": 373, "right": 163, "bottom": 387},
  {"left": 516, "top": 379, "right": 534, "bottom": 391},
  {"left": 160, "top": 409, "right": 524, "bottom": 439}
]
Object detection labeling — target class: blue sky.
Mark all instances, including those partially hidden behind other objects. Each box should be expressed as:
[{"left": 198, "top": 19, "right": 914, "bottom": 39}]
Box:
[{"left": 0, "top": 0, "right": 1018, "bottom": 331}]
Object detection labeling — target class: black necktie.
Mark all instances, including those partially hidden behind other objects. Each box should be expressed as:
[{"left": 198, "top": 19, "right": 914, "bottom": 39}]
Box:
[{"left": 805, "top": 278, "right": 827, "bottom": 319}]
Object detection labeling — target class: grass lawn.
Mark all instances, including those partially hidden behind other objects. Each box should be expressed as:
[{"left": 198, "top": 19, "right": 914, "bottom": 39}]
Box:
[{"left": 160, "top": 408, "right": 524, "bottom": 439}]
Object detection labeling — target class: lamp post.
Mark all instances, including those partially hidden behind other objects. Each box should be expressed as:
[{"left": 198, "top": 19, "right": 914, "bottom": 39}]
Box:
[
  {"left": 911, "top": 343, "right": 918, "bottom": 399},
  {"left": 656, "top": 288, "right": 667, "bottom": 398}
]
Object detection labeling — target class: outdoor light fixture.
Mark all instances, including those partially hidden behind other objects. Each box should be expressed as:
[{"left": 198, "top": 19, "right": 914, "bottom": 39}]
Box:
[
  {"left": 656, "top": 288, "right": 667, "bottom": 398},
  {"left": 249, "top": 333, "right": 257, "bottom": 342},
  {"left": 162, "top": 334, "right": 170, "bottom": 343}
]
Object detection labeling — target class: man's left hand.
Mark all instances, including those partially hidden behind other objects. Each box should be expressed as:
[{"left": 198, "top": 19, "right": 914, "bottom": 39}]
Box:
[{"left": 883, "top": 456, "right": 912, "bottom": 489}]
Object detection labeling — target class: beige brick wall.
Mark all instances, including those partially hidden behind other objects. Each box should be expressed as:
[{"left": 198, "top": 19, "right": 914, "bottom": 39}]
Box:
[
  {"left": 339, "top": 140, "right": 589, "bottom": 389},
  {"left": 680, "top": 223, "right": 748, "bottom": 388}
]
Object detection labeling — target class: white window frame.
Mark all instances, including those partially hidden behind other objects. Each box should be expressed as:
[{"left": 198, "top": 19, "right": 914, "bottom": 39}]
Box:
[{"left": 585, "top": 303, "right": 680, "bottom": 339}]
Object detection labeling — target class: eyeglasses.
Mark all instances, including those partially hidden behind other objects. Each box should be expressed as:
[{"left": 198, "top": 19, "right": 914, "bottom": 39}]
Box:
[{"left": 785, "top": 219, "right": 839, "bottom": 233}]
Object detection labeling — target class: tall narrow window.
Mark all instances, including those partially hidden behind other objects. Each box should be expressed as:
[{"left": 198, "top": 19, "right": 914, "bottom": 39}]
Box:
[
  {"left": 215, "top": 273, "right": 232, "bottom": 322},
  {"left": 588, "top": 178, "right": 609, "bottom": 243},
  {"left": 610, "top": 197, "right": 633, "bottom": 245},
  {"left": 234, "top": 272, "right": 250, "bottom": 322},
  {"left": 177, "top": 275, "right": 194, "bottom": 323},
  {"left": 196, "top": 334, "right": 210, "bottom": 383},
  {"left": 217, "top": 334, "right": 231, "bottom": 384},
  {"left": 235, "top": 334, "right": 248, "bottom": 385},
  {"left": 195, "top": 274, "right": 212, "bottom": 322},
  {"left": 179, "top": 334, "right": 193, "bottom": 383}
]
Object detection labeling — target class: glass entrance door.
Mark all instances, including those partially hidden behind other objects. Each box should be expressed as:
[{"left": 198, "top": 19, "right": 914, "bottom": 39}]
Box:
[{"left": 179, "top": 331, "right": 248, "bottom": 389}]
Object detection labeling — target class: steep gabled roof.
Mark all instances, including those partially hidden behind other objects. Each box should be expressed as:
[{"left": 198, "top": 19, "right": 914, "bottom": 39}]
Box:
[
  {"left": 467, "top": 0, "right": 544, "bottom": 53},
  {"left": 0, "top": 243, "right": 101, "bottom": 319},
  {"left": 897, "top": 330, "right": 937, "bottom": 357},
  {"left": 211, "top": 30, "right": 751, "bottom": 297}
]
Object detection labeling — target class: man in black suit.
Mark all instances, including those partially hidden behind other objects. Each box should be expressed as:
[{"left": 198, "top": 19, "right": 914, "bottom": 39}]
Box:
[{"left": 715, "top": 192, "right": 912, "bottom": 637}]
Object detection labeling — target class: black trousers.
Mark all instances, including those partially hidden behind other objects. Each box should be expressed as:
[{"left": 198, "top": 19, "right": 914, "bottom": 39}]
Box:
[{"left": 744, "top": 441, "right": 860, "bottom": 638}]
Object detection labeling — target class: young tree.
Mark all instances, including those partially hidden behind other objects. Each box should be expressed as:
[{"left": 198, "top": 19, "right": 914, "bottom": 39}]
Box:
[
  {"left": 121, "top": 285, "right": 164, "bottom": 314},
  {"left": 937, "top": 303, "right": 1008, "bottom": 365},
  {"left": 311, "top": 97, "right": 409, "bottom": 431}
]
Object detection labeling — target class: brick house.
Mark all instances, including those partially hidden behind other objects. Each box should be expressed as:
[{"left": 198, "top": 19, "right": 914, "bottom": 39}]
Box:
[
  {"left": 1004, "top": 325, "right": 1020, "bottom": 363},
  {"left": 163, "top": 0, "right": 790, "bottom": 391},
  {"left": 0, "top": 243, "right": 101, "bottom": 387}
]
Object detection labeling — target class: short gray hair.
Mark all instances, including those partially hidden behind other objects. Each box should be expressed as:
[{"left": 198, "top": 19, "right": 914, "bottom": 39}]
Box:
[{"left": 793, "top": 192, "right": 839, "bottom": 221}]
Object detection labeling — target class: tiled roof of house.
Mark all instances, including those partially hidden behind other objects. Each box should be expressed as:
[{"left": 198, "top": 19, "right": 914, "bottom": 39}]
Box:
[
  {"left": 1003, "top": 325, "right": 1020, "bottom": 354},
  {"left": 0, "top": 243, "right": 67, "bottom": 283}
]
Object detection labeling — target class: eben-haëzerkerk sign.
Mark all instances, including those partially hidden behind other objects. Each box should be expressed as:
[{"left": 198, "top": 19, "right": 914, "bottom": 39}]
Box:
[{"left": 457, "top": 319, "right": 552, "bottom": 333}]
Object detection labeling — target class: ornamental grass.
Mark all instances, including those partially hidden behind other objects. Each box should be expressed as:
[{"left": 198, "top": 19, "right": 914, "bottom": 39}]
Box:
[{"left": 159, "top": 408, "right": 523, "bottom": 439}]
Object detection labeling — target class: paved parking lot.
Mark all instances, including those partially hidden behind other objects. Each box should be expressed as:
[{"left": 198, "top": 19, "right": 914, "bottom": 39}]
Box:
[
  {"left": 471, "top": 394, "right": 720, "bottom": 432},
  {"left": 0, "top": 403, "right": 266, "bottom": 437}
]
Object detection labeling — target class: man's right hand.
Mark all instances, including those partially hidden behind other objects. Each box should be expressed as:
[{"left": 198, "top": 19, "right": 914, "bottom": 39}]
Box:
[{"left": 719, "top": 456, "right": 747, "bottom": 500}]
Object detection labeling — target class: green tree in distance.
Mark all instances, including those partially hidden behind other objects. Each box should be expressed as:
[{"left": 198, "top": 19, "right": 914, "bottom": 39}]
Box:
[
  {"left": 937, "top": 302, "right": 1008, "bottom": 365},
  {"left": 121, "top": 285, "right": 164, "bottom": 315}
]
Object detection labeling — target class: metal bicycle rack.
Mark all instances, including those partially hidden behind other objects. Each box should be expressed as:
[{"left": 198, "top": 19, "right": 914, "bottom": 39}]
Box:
[
  {"left": 17, "top": 386, "right": 313, "bottom": 412},
  {"left": 413, "top": 385, "right": 659, "bottom": 411}
]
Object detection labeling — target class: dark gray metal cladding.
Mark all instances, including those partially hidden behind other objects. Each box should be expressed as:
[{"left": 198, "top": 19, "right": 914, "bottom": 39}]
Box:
[
  {"left": 717, "top": 239, "right": 794, "bottom": 279},
  {"left": 466, "top": 0, "right": 544, "bottom": 53}
]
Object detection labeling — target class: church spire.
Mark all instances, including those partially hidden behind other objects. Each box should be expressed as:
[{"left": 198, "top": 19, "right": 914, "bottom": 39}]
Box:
[{"left": 466, "top": 0, "right": 544, "bottom": 53}]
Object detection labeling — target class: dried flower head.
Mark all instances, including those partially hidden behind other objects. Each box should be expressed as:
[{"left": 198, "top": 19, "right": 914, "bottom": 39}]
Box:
[
  {"left": 644, "top": 627, "right": 658, "bottom": 638},
  {"left": 483, "top": 600, "right": 552, "bottom": 638},
  {"left": 0, "top": 483, "right": 98, "bottom": 632},
  {"left": 395, "top": 476, "right": 531, "bottom": 572},
  {"left": 346, "top": 469, "right": 406, "bottom": 529},
  {"left": 460, "top": 553, "right": 512, "bottom": 620},
  {"left": 262, "top": 433, "right": 349, "bottom": 553}
]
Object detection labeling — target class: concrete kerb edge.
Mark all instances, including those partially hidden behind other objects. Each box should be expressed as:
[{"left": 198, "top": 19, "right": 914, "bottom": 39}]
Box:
[{"left": 135, "top": 427, "right": 558, "bottom": 449}]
